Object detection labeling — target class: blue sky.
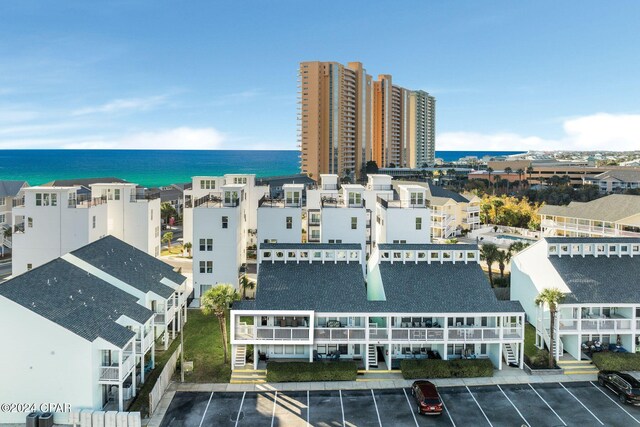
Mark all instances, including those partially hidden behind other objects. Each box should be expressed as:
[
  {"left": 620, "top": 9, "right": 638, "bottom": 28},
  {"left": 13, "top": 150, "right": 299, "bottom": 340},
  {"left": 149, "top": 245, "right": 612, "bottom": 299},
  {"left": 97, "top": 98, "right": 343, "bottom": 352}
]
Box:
[{"left": 1, "top": 1, "right": 639, "bottom": 151}]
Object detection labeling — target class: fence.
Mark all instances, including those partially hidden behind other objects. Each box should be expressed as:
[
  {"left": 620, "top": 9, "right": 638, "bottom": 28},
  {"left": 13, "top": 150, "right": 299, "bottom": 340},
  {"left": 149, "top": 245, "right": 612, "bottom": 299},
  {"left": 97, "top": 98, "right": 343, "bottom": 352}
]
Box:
[{"left": 149, "top": 343, "right": 182, "bottom": 415}]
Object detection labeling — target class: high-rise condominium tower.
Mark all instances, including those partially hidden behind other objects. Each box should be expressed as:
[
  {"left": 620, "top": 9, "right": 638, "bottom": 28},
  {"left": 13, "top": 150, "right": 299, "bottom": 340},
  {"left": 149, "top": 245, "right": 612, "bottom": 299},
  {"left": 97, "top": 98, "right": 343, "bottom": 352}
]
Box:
[
  {"left": 298, "top": 61, "right": 371, "bottom": 180},
  {"left": 299, "top": 61, "right": 435, "bottom": 179},
  {"left": 409, "top": 90, "right": 436, "bottom": 168}
]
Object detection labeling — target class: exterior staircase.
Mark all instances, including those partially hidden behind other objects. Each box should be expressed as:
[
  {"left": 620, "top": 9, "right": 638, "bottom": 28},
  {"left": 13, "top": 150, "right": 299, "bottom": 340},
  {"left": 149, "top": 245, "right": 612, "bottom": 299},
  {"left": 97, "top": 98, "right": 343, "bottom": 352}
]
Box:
[
  {"left": 502, "top": 343, "right": 518, "bottom": 366},
  {"left": 230, "top": 369, "right": 267, "bottom": 384},
  {"left": 234, "top": 345, "right": 247, "bottom": 369},
  {"left": 557, "top": 359, "right": 599, "bottom": 375},
  {"left": 368, "top": 344, "right": 378, "bottom": 368}
]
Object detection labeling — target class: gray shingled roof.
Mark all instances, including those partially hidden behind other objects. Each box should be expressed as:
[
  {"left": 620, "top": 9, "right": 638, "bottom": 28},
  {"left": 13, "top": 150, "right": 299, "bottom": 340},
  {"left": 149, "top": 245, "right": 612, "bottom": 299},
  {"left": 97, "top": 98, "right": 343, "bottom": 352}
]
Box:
[
  {"left": 43, "top": 177, "right": 129, "bottom": 187},
  {"left": 0, "top": 259, "right": 153, "bottom": 347},
  {"left": 0, "top": 180, "right": 27, "bottom": 198},
  {"left": 427, "top": 182, "right": 470, "bottom": 203},
  {"left": 379, "top": 243, "right": 478, "bottom": 251},
  {"left": 377, "top": 261, "right": 523, "bottom": 313},
  {"left": 590, "top": 170, "right": 640, "bottom": 182},
  {"left": 549, "top": 255, "right": 640, "bottom": 304},
  {"left": 539, "top": 194, "right": 640, "bottom": 222},
  {"left": 246, "top": 261, "right": 369, "bottom": 312},
  {"left": 546, "top": 237, "right": 640, "bottom": 244},
  {"left": 260, "top": 243, "right": 362, "bottom": 250},
  {"left": 72, "top": 236, "right": 185, "bottom": 299}
]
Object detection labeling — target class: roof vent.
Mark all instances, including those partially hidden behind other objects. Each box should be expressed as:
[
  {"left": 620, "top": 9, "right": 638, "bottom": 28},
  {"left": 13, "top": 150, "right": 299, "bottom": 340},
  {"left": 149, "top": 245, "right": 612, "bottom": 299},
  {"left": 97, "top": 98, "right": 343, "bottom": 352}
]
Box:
[
  {"left": 31, "top": 302, "right": 36, "bottom": 307},
  {"left": 78, "top": 289, "right": 82, "bottom": 294},
  {"left": 130, "top": 257, "right": 133, "bottom": 262},
  {"left": 124, "top": 261, "right": 127, "bottom": 265},
  {"left": 47, "top": 279, "right": 50, "bottom": 285},
  {"left": 106, "top": 250, "right": 110, "bottom": 256},
  {"left": 69, "top": 295, "right": 74, "bottom": 300}
]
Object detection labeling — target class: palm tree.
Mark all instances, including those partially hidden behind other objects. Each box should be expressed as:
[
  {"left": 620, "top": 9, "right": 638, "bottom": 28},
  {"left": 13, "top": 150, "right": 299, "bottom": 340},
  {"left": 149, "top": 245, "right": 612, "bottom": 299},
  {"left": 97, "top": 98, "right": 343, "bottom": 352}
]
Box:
[
  {"left": 183, "top": 242, "right": 192, "bottom": 257},
  {"left": 201, "top": 284, "right": 240, "bottom": 364},
  {"left": 486, "top": 167, "right": 494, "bottom": 193},
  {"left": 161, "top": 202, "right": 178, "bottom": 226},
  {"left": 526, "top": 166, "right": 534, "bottom": 184},
  {"left": 240, "top": 275, "right": 255, "bottom": 299},
  {"left": 508, "top": 241, "right": 529, "bottom": 254},
  {"left": 496, "top": 250, "right": 511, "bottom": 279},
  {"left": 504, "top": 167, "right": 512, "bottom": 192},
  {"left": 493, "top": 175, "right": 501, "bottom": 194},
  {"left": 535, "top": 288, "right": 565, "bottom": 368},
  {"left": 480, "top": 243, "right": 499, "bottom": 285},
  {"left": 162, "top": 231, "right": 174, "bottom": 250}
]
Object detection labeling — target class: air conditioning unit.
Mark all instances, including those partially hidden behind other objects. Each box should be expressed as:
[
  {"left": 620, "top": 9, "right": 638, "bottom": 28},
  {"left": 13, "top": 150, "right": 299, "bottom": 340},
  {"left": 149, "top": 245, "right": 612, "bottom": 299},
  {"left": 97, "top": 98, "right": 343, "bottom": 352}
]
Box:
[
  {"left": 116, "top": 412, "right": 128, "bottom": 427},
  {"left": 127, "top": 412, "right": 141, "bottom": 427},
  {"left": 69, "top": 410, "right": 81, "bottom": 427},
  {"left": 39, "top": 412, "right": 54, "bottom": 427},
  {"left": 26, "top": 412, "right": 40, "bottom": 427},
  {"left": 105, "top": 411, "right": 118, "bottom": 427}
]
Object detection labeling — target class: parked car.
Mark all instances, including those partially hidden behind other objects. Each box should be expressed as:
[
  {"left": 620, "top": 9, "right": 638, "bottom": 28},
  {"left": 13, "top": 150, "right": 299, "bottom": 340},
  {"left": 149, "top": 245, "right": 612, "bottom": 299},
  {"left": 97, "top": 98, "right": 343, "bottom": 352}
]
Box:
[
  {"left": 598, "top": 371, "right": 640, "bottom": 405},
  {"left": 410, "top": 380, "right": 443, "bottom": 415}
]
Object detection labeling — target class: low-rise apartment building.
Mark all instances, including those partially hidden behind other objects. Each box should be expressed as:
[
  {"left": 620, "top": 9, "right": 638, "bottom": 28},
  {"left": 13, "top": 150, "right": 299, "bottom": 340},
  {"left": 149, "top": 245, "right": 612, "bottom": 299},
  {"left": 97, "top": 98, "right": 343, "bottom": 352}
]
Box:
[
  {"left": 539, "top": 194, "right": 640, "bottom": 238},
  {"left": 583, "top": 170, "right": 640, "bottom": 193},
  {"left": 511, "top": 237, "right": 640, "bottom": 362},
  {"left": 231, "top": 243, "right": 525, "bottom": 371}
]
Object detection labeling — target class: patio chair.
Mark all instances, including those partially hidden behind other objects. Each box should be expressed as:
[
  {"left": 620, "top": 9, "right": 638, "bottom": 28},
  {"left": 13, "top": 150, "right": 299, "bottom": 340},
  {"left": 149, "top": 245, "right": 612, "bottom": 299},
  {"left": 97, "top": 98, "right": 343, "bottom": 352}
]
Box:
[
  {"left": 258, "top": 351, "right": 269, "bottom": 362},
  {"left": 329, "top": 350, "right": 340, "bottom": 361}
]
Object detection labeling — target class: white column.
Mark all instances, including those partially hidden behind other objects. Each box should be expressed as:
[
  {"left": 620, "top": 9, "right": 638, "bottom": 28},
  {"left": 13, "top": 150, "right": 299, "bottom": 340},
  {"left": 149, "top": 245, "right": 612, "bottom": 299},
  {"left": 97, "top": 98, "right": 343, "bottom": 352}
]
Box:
[
  {"left": 140, "top": 327, "right": 145, "bottom": 384},
  {"left": 519, "top": 342, "right": 524, "bottom": 369},
  {"left": 118, "top": 350, "right": 123, "bottom": 412},
  {"left": 151, "top": 339, "right": 156, "bottom": 369},
  {"left": 132, "top": 342, "right": 137, "bottom": 398},
  {"left": 255, "top": 346, "right": 260, "bottom": 370}
]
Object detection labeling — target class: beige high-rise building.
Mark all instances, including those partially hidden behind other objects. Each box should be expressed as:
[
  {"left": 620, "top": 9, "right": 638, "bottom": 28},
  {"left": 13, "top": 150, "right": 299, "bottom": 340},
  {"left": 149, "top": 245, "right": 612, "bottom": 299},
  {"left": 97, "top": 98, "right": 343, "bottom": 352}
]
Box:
[
  {"left": 298, "top": 61, "right": 371, "bottom": 180},
  {"left": 299, "top": 61, "right": 434, "bottom": 178}
]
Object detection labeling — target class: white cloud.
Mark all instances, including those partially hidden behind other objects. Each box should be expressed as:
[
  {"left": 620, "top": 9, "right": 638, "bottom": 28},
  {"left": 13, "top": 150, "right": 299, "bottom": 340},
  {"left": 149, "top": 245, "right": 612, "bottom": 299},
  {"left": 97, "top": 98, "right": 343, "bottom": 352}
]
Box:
[
  {"left": 62, "top": 127, "right": 227, "bottom": 150},
  {"left": 438, "top": 113, "right": 640, "bottom": 151},
  {"left": 72, "top": 95, "right": 168, "bottom": 116}
]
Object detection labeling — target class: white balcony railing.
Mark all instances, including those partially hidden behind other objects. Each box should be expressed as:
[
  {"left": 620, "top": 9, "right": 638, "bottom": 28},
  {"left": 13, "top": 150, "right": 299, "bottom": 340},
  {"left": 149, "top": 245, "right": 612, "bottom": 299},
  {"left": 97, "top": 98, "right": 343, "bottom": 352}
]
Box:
[
  {"left": 447, "top": 327, "right": 507, "bottom": 341},
  {"left": 315, "top": 328, "right": 366, "bottom": 341},
  {"left": 154, "top": 313, "right": 166, "bottom": 325},
  {"left": 136, "top": 333, "right": 154, "bottom": 354},
  {"left": 391, "top": 328, "right": 445, "bottom": 342},
  {"left": 98, "top": 352, "right": 135, "bottom": 383},
  {"left": 254, "top": 327, "right": 310, "bottom": 341},
  {"left": 581, "top": 318, "right": 632, "bottom": 331}
]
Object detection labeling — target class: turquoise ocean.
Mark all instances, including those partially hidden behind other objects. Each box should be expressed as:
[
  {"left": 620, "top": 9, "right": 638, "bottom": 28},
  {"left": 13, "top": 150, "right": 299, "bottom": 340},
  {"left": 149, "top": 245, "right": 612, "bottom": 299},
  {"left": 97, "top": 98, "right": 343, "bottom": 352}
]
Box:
[{"left": 0, "top": 150, "right": 524, "bottom": 188}]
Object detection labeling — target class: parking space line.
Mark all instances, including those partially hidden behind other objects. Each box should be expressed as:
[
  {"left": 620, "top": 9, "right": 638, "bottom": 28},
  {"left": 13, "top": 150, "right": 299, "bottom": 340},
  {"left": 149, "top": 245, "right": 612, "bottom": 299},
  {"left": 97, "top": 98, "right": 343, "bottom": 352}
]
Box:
[
  {"left": 234, "top": 391, "right": 246, "bottom": 427},
  {"left": 440, "top": 397, "right": 456, "bottom": 427},
  {"left": 197, "top": 391, "right": 214, "bottom": 427},
  {"left": 307, "top": 390, "right": 310, "bottom": 427},
  {"left": 590, "top": 381, "right": 640, "bottom": 424},
  {"left": 270, "top": 391, "right": 278, "bottom": 427},
  {"left": 559, "top": 383, "right": 604, "bottom": 425},
  {"left": 402, "top": 388, "right": 420, "bottom": 427},
  {"left": 497, "top": 384, "right": 531, "bottom": 427},
  {"left": 339, "top": 390, "right": 345, "bottom": 427},
  {"left": 371, "top": 390, "right": 382, "bottom": 427},
  {"left": 465, "top": 386, "right": 493, "bottom": 427},
  {"left": 528, "top": 384, "right": 567, "bottom": 426}
]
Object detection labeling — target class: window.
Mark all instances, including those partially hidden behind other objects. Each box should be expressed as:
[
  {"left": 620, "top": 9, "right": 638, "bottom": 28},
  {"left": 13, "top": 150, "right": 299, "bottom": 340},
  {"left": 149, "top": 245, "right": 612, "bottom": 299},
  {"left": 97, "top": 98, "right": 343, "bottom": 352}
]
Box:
[
  {"left": 0, "top": 214, "right": 4, "bottom": 223},
  {"left": 286, "top": 216, "right": 293, "bottom": 229},
  {"left": 43, "top": 193, "right": 50, "bottom": 206},
  {"left": 150, "top": 210, "right": 154, "bottom": 221},
  {"left": 114, "top": 189, "right": 120, "bottom": 200},
  {"left": 351, "top": 217, "right": 357, "bottom": 230},
  {"left": 222, "top": 216, "right": 228, "bottom": 229},
  {"left": 27, "top": 263, "right": 32, "bottom": 271},
  {"left": 92, "top": 216, "right": 96, "bottom": 229},
  {"left": 51, "top": 194, "right": 57, "bottom": 206},
  {"left": 225, "top": 191, "right": 239, "bottom": 204},
  {"left": 286, "top": 191, "right": 300, "bottom": 205},
  {"left": 0, "top": 198, "right": 5, "bottom": 206},
  {"left": 206, "top": 239, "right": 213, "bottom": 251},
  {"left": 199, "top": 261, "right": 213, "bottom": 273},
  {"left": 200, "top": 179, "right": 215, "bottom": 190},
  {"left": 348, "top": 192, "right": 362, "bottom": 205},
  {"left": 35, "top": 193, "right": 42, "bottom": 206},
  {"left": 200, "top": 284, "right": 212, "bottom": 296},
  {"left": 27, "top": 217, "right": 33, "bottom": 228},
  {"left": 199, "top": 239, "right": 213, "bottom": 251},
  {"left": 416, "top": 217, "right": 422, "bottom": 230},
  {"left": 410, "top": 192, "right": 424, "bottom": 205}
]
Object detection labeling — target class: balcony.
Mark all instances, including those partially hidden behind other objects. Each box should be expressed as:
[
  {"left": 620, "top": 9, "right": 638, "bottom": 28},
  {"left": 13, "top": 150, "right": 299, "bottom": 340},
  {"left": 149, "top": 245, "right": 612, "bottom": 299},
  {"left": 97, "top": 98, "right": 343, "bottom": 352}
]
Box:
[
  {"left": 321, "top": 195, "right": 364, "bottom": 208},
  {"left": 193, "top": 193, "right": 239, "bottom": 208},
  {"left": 581, "top": 318, "right": 632, "bottom": 331},
  {"left": 447, "top": 328, "right": 503, "bottom": 342},
  {"left": 258, "top": 195, "right": 302, "bottom": 208},
  {"left": 130, "top": 193, "right": 160, "bottom": 203},
  {"left": 136, "top": 333, "right": 154, "bottom": 354},
  {"left": 315, "top": 328, "right": 366, "bottom": 342},
  {"left": 542, "top": 220, "right": 640, "bottom": 237},
  {"left": 377, "top": 196, "right": 429, "bottom": 209},
  {"left": 465, "top": 205, "right": 481, "bottom": 213},
  {"left": 68, "top": 195, "right": 106, "bottom": 209},
  {"left": 99, "top": 352, "right": 134, "bottom": 383},
  {"left": 257, "top": 327, "right": 310, "bottom": 340},
  {"left": 391, "top": 328, "right": 445, "bottom": 342},
  {"left": 154, "top": 313, "right": 166, "bottom": 325}
]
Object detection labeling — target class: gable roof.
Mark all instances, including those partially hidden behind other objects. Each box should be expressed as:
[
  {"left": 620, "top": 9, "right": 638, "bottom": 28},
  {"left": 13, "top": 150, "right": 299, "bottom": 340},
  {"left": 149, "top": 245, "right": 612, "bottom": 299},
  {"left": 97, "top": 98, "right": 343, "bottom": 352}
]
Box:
[
  {"left": 549, "top": 255, "right": 640, "bottom": 304},
  {"left": 0, "top": 258, "right": 152, "bottom": 348},
  {"left": 590, "top": 170, "right": 640, "bottom": 183},
  {"left": 0, "top": 180, "right": 28, "bottom": 198},
  {"left": 427, "top": 182, "right": 470, "bottom": 203},
  {"left": 71, "top": 236, "right": 185, "bottom": 299},
  {"left": 248, "top": 261, "right": 369, "bottom": 312},
  {"left": 377, "top": 261, "right": 523, "bottom": 313},
  {"left": 539, "top": 194, "right": 640, "bottom": 222}
]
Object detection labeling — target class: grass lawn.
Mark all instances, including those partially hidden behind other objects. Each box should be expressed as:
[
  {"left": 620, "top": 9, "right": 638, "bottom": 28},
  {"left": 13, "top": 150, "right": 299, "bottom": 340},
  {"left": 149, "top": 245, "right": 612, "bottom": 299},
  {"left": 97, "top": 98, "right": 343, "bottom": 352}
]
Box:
[
  {"left": 524, "top": 323, "right": 537, "bottom": 357},
  {"left": 160, "top": 244, "right": 184, "bottom": 256},
  {"left": 182, "top": 309, "right": 232, "bottom": 383}
]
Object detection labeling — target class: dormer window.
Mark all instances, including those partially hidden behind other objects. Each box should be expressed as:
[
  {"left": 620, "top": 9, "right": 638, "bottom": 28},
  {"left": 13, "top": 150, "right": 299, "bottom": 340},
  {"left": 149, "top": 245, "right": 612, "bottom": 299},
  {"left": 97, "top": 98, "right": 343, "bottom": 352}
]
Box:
[
  {"left": 410, "top": 192, "right": 424, "bottom": 205},
  {"left": 224, "top": 191, "right": 239, "bottom": 205},
  {"left": 286, "top": 191, "right": 300, "bottom": 205}
]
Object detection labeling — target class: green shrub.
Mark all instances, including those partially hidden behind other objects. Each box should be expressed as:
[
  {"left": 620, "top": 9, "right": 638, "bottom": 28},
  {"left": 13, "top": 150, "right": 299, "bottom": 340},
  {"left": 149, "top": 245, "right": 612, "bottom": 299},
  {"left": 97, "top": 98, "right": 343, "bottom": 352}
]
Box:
[
  {"left": 400, "top": 359, "right": 494, "bottom": 379},
  {"left": 525, "top": 349, "right": 553, "bottom": 369},
  {"left": 266, "top": 361, "right": 357, "bottom": 382},
  {"left": 592, "top": 353, "right": 640, "bottom": 371}
]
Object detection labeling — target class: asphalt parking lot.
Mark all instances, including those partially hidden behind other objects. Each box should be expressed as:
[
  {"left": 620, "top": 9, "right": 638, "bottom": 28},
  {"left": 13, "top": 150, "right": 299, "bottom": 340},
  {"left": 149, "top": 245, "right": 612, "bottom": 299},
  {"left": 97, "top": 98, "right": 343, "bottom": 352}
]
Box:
[{"left": 159, "top": 381, "right": 640, "bottom": 427}]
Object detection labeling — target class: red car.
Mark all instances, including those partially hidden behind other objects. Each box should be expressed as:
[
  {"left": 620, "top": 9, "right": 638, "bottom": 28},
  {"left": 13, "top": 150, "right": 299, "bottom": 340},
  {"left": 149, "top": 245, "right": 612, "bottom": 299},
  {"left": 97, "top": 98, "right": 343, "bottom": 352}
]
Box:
[{"left": 411, "top": 380, "right": 444, "bottom": 415}]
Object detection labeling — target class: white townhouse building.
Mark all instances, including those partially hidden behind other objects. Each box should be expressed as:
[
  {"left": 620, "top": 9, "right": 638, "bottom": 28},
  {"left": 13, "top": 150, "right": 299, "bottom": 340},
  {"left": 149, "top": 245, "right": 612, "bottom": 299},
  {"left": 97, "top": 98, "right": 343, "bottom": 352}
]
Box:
[
  {"left": 375, "top": 184, "right": 431, "bottom": 245},
  {"left": 11, "top": 183, "right": 161, "bottom": 276},
  {"left": 539, "top": 194, "right": 640, "bottom": 238},
  {"left": 257, "top": 183, "right": 304, "bottom": 247},
  {"left": 0, "top": 180, "right": 29, "bottom": 254},
  {"left": 0, "top": 259, "right": 155, "bottom": 423},
  {"left": 183, "top": 175, "right": 269, "bottom": 303},
  {"left": 511, "top": 237, "right": 640, "bottom": 362},
  {"left": 12, "top": 186, "right": 109, "bottom": 276},
  {"left": 63, "top": 236, "right": 190, "bottom": 350},
  {"left": 231, "top": 243, "right": 525, "bottom": 372}
]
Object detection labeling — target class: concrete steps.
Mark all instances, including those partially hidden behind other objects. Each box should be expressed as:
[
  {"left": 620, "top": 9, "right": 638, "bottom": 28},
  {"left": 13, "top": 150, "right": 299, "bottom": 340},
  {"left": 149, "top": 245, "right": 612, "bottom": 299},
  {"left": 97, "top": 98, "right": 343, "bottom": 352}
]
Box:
[
  {"left": 557, "top": 359, "right": 599, "bottom": 375},
  {"left": 230, "top": 369, "right": 267, "bottom": 384}
]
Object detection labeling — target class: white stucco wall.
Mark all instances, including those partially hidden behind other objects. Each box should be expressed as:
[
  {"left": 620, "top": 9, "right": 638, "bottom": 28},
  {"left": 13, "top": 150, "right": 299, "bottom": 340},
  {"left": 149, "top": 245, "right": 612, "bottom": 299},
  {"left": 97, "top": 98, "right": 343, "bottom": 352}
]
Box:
[{"left": 257, "top": 207, "right": 303, "bottom": 244}]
